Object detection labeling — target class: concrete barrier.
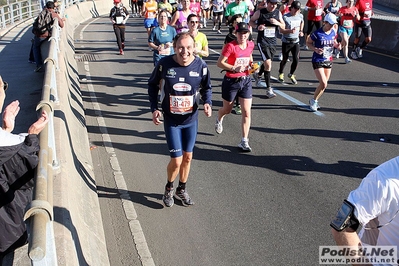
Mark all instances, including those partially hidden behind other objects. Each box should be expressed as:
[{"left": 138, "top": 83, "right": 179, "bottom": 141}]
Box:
[
  {"left": 369, "top": 18, "right": 399, "bottom": 56},
  {"left": 374, "top": 0, "right": 399, "bottom": 11},
  {"left": 45, "top": 1, "right": 112, "bottom": 265}
]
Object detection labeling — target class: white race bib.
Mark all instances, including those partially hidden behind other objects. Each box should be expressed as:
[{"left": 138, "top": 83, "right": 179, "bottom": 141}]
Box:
[
  {"left": 116, "top": 16, "right": 123, "bottom": 24},
  {"left": 234, "top": 57, "right": 251, "bottom": 69},
  {"left": 323, "top": 46, "right": 333, "bottom": 58},
  {"left": 159, "top": 47, "right": 171, "bottom": 55},
  {"left": 315, "top": 8, "right": 322, "bottom": 16},
  {"left": 170, "top": 95, "right": 194, "bottom": 114},
  {"left": 264, "top": 27, "right": 276, "bottom": 38},
  {"left": 290, "top": 20, "right": 301, "bottom": 30},
  {"left": 342, "top": 19, "right": 352, "bottom": 28}
]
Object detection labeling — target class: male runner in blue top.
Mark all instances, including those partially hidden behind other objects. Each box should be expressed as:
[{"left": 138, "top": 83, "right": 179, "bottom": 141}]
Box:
[{"left": 148, "top": 32, "right": 212, "bottom": 207}]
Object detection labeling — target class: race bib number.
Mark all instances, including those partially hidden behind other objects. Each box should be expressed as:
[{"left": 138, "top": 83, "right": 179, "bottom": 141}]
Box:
[
  {"left": 323, "top": 46, "right": 333, "bottom": 59},
  {"left": 290, "top": 20, "right": 301, "bottom": 30},
  {"left": 170, "top": 95, "right": 194, "bottom": 114},
  {"left": 364, "top": 10, "right": 372, "bottom": 17},
  {"left": 147, "top": 12, "right": 155, "bottom": 18},
  {"left": 315, "top": 8, "right": 322, "bottom": 16},
  {"left": 234, "top": 57, "right": 251, "bottom": 69},
  {"left": 159, "top": 47, "right": 171, "bottom": 55},
  {"left": 116, "top": 16, "right": 124, "bottom": 24},
  {"left": 264, "top": 27, "right": 276, "bottom": 38},
  {"left": 342, "top": 19, "right": 353, "bottom": 28}
]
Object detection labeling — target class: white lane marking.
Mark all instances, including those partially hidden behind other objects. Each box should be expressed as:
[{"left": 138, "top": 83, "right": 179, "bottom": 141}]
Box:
[
  {"left": 79, "top": 19, "right": 155, "bottom": 266},
  {"left": 274, "top": 89, "right": 325, "bottom": 117},
  {"left": 210, "top": 48, "right": 324, "bottom": 116}
]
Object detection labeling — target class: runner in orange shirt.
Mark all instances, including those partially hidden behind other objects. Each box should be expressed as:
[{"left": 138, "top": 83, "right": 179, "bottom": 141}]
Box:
[{"left": 142, "top": 0, "right": 158, "bottom": 40}]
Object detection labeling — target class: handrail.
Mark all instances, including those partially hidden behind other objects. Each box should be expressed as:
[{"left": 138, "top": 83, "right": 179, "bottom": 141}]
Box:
[
  {"left": 23, "top": 17, "right": 61, "bottom": 264},
  {"left": 0, "top": 0, "right": 41, "bottom": 29}
]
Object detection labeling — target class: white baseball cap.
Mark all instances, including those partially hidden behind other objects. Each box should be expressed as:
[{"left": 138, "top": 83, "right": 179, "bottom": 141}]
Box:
[{"left": 324, "top": 13, "right": 338, "bottom": 25}]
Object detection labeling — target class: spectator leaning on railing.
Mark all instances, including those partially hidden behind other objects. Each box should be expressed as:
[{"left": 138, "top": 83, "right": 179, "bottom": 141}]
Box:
[{"left": 32, "top": 1, "right": 65, "bottom": 72}]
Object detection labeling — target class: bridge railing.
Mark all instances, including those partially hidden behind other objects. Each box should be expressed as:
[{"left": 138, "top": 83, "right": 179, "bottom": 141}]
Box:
[
  {"left": 22, "top": 15, "right": 61, "bottom": 264},
  {"left": 0, "top": 0, "right": 41, "bottom": 29}
]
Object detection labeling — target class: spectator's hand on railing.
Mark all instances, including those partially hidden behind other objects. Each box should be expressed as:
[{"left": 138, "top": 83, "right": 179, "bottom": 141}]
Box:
[
  {"left": 28, "top": 111, "right": 49, "bottom": 135},
  {"left": 2, "top": 100, "right": 20, "bottom": 133}
]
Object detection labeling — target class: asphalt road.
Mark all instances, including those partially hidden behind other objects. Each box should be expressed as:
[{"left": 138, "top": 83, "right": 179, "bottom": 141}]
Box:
[{"left": 74, "top": 15, "right": 398, "bottom": 266}]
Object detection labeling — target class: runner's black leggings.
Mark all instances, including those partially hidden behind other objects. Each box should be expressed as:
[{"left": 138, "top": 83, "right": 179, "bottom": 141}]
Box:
[
  {"left": 278, "top": 42, "right": 300, "bottom": 75},
  {"left": 113, "top": 24, "right": 125, "bottom": 50}
]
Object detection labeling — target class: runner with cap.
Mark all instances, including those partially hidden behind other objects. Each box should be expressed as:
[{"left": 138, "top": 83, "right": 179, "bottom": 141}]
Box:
[
  {"left": 305, "top": 13, "right": 339, "bottom": 112},
  {"left": 109, "top": 0, "right": 129, "bottom": 55},
  {"left": 215, "top": 22, "right": 255, "bottom": 152}
]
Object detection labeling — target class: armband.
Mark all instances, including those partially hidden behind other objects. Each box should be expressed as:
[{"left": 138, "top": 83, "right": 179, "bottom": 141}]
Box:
[{"left": 330, "top": 200, "right": 360, "bottom": 232}]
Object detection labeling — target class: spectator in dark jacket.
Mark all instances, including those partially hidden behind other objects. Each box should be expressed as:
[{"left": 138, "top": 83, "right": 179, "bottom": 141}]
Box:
[{"left": 0, "top": 95, "right": 49, "bottom": 260}]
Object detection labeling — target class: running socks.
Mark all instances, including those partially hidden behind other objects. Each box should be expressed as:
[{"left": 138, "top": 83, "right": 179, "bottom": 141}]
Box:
[
  {"left": 166, "top": 181, "right": 174, "bottom": 190},
  {"left": 177, "top": 181, "right": 186, "bottom": 191},
  {"left": 264, "top": 71, "right": 271, "bottom": 88}
]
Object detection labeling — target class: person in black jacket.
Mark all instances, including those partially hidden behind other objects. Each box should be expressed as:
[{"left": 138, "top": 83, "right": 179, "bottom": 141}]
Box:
[{"left": 0, "top": 97, "right": 49, "bottom": 261}]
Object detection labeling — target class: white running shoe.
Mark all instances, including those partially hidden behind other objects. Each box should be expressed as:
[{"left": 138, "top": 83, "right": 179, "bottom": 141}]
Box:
[
  {"left": 238, "top": 140, "right": 252, "bottom": 152},
  {"left": 356, "top": 47, "right": 363, "bottom": 58},
  {"left": 266, "top": 88, "right": 276, "bottom": 98},
  {"left": 309, "top": 98, "right": 320, "bottom": 112},
  {"left": 215, "top": 119, "right": 223, "bottom": 134}
]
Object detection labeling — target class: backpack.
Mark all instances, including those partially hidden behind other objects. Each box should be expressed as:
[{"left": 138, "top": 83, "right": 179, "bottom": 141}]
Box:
[
  {"left": 32, "top": 9, "right": 53, "bottom": 36},
  {"left": 111, "top": 6, "right": 127, "bottom": 20}
]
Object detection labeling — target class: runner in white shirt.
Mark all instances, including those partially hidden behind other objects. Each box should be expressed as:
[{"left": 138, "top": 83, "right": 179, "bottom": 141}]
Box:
[{"left": 331, "top": 156, "right": 399, "bottom": 265}]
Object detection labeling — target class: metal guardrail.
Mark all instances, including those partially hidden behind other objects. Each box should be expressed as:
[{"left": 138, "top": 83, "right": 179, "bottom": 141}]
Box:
[
  {"left": 0, "top": 0, "right": 86, "bottom": 263},
  {"left": 0, "top": 0, "right": 41, "bottom": 29},
  {"left": 0, "top": 0, "right": 85, "bottom": 30},
  {"left": 22, "top": 16, "right": 61, "bottom": 265}
]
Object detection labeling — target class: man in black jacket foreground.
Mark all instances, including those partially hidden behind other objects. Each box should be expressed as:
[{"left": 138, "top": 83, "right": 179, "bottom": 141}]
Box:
[{"left": 0, "top": 79, "right": 49, "bottom": 261}]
